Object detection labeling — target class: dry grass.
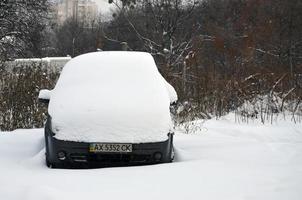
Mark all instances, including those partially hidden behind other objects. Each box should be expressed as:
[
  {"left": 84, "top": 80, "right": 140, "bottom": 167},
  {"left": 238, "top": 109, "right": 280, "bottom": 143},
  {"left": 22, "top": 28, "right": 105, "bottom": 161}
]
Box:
[{"left": 0, "top": 63, "right": 59, "bottom": 131}]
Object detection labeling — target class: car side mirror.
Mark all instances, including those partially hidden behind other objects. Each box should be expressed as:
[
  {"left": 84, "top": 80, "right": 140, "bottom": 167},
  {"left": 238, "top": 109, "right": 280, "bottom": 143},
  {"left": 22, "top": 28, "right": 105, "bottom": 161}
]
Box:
[
  {"left": 38, "top": 89, "right": 51, "bottom": 104},
  {"left": 170, "top": 101, "right": 177, "bottom": 106}
]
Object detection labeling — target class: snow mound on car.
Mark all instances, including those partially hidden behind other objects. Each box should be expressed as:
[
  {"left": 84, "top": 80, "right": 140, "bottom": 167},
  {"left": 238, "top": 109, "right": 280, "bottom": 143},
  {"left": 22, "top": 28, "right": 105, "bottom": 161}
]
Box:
[{"left": 48, "top": 51, "right": 176, "bottom": 143}]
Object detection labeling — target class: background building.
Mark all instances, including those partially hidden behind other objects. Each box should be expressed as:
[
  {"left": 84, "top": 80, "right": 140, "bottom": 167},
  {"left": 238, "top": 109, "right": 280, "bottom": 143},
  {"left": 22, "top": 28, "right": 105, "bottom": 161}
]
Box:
[{"left": 56, "top": 0, "right": 98, "bottom": 25}]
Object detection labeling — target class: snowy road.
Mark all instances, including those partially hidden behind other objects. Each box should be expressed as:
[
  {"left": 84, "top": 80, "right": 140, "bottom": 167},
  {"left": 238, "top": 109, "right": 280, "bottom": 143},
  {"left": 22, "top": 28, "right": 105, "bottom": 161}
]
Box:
[{"left": 1, "top": 116, "right": 302, "bottom": 200}]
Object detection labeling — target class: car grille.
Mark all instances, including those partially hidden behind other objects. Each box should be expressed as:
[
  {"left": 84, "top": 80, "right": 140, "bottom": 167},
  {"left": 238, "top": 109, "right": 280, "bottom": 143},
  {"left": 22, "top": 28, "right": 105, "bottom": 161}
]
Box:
[
  {"left": 70, "top": 154, "right": 88, "bottom": 162},
  {"left": 69, "top": 153, "right": 152, "bottom": 163},
  {"left": 90, "top": 154, "right": 151, "bottom": 163}
]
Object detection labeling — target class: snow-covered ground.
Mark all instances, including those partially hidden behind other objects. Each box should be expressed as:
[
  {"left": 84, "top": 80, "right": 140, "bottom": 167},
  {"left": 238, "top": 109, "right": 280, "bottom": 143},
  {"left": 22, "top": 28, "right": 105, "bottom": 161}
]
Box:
[{"left": 0, "top": 115, "right": 301, "bottom": 200}]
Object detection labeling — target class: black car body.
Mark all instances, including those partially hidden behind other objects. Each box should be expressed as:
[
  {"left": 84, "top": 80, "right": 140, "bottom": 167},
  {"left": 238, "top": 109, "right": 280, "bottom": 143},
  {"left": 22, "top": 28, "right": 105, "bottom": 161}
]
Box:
[
  {"left": 39, "top": 52, "right": 177, "bottom": 168},
  {"left": 44, "top": 116, "right": 174, "bottom": 168}
]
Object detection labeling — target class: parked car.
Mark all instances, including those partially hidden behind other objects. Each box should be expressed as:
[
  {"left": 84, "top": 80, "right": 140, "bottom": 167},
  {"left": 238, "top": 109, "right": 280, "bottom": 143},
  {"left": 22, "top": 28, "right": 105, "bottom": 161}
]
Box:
[{"left": 39, "top": 51, "right": 178, "bottom": 168}]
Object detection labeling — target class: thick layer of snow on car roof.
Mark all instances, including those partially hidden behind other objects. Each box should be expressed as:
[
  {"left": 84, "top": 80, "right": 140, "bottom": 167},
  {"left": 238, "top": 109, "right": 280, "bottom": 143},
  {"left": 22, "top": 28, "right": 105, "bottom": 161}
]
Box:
[{"left": 48, "top": 51, "right": 176, "bottom": 143}]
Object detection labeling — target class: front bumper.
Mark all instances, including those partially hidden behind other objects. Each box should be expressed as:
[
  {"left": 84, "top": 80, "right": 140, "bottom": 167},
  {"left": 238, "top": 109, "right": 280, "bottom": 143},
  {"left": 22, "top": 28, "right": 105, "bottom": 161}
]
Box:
[{"left": 44, "top": 119, "right": 174, "bottom": 168}]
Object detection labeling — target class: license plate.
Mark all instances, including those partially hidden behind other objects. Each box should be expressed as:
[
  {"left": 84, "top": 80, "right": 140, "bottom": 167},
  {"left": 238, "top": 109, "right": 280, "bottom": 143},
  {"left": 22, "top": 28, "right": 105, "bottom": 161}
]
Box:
[{"left": 89, "top": 143, "right": 132, "bottom": 153}]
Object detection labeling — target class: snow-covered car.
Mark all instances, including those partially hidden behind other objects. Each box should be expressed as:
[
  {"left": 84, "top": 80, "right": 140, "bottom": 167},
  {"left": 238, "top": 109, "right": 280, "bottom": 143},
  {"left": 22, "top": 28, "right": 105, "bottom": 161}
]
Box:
[{"left": 39, "top": 51, "right": 178, "bottom": 168}]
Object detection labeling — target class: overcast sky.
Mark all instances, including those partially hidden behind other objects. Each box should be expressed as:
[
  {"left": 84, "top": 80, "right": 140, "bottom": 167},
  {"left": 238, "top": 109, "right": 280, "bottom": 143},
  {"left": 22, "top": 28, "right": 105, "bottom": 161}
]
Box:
[{"left": 92, "top": 0, "right": 116, "bottom": 15}]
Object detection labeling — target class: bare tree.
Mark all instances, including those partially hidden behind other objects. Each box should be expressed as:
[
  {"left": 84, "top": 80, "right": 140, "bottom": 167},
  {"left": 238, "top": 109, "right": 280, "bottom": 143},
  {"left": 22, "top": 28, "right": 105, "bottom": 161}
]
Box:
[
  {"left": 0, "top": 0, "right": 49, "bottom": 60},
  {"left": 54, "top": 16, "right": 103, "bottom": 57}
]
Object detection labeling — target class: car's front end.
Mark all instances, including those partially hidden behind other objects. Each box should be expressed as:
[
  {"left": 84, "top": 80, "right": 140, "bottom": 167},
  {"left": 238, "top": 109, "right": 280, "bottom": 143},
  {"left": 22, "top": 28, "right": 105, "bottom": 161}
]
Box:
[{"left": 45, "top": 116, "right": 174, "bottom": 168}]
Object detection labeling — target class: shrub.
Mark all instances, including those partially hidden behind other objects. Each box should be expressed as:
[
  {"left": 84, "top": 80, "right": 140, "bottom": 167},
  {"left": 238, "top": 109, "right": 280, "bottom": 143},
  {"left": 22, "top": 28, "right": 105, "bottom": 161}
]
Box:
[{"left": 0, "top": 63, "right": 59, "bottom": 131}]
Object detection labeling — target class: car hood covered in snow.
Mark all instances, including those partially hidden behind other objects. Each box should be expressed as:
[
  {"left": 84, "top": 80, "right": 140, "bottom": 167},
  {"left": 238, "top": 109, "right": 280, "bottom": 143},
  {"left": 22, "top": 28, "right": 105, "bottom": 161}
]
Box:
[{"left": 48, "top": 51, "right": 177, "bottom": 143}]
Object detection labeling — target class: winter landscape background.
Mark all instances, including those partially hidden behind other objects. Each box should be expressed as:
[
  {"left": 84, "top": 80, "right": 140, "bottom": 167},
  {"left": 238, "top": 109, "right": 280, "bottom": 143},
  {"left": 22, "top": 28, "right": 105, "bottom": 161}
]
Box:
[
  {"left": 0, "top": 0, "right": 301, "bottom": 130},
  {"left": 0, "top": 0, "right": 301, "bottom": 199}
]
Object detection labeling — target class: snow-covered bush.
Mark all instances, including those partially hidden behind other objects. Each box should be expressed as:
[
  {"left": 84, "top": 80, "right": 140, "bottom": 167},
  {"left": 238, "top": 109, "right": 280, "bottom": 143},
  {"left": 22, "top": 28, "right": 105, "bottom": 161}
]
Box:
[
  {"left": 0, "top": 63, "right": 59, "bottom": 131},
  {"left": 235, "top": 93, "right": 301, "bottom": 124}
]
